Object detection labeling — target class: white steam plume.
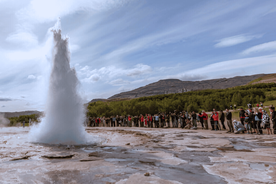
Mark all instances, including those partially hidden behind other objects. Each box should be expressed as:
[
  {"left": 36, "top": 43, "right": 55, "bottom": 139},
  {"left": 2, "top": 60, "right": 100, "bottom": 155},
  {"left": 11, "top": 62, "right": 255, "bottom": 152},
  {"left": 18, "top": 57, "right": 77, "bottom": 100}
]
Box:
[
  {"left": 0, "top": 114, "right": 10, "bottom": 127},
  {"left": 29, "top": 20, "right": 99, "bottom": 145}
]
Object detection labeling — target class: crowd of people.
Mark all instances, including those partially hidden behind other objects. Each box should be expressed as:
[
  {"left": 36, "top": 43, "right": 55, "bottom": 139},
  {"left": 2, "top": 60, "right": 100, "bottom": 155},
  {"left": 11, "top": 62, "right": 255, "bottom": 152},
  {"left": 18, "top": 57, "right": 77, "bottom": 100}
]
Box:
[{"left": 87, "top": 103, "right": 276, "bottom": 135}]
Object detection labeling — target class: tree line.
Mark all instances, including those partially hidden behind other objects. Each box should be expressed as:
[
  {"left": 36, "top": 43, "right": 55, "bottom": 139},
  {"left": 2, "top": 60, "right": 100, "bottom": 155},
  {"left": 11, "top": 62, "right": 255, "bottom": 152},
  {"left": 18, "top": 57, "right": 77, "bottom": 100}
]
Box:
[
  {"left": 8, "top": 114, "right": 40, "bottom": 126},
  {"left": 87, "top": 83, "right": 276, "bottom": 117}
]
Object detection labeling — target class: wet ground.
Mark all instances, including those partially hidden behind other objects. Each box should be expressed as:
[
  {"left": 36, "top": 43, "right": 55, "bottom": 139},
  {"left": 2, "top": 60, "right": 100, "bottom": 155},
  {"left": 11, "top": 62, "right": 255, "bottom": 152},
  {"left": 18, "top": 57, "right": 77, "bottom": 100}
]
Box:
[{"left": 0, "top": 127, "right": 276, "bottom": 184}]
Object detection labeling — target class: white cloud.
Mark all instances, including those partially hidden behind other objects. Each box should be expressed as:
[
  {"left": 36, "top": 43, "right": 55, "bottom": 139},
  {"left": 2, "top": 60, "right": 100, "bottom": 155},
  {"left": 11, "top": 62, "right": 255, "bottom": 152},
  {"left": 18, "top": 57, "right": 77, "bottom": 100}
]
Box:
[
  {"left": 126, "top": 64, "right": 152, "bottom": 76},
  {"left": 27, "top": 74, "right": 36, "bottom": 79},
  {"left": 242, "top": 41, "right": 276, "bottom": 55},
  {"left": 177, "top": 54, "right": 276, "bottom": 79},
  {"left": 110, "top": 79, "right": 130, "bottom": 86},
  {"left": 6, "top": 31, "right": 38, "bottom": 46},
  {"left": 82, "top": 73, "right": 100, "bottom": 83},
  {"left": 80, "top": 64, "right": 152, "bottom": 83},
  {"left": 215, "top": 35, "right": 261, "bottom": 48},
  {"left": 17, "top": 0, "right": 127, "bottom": 23}
]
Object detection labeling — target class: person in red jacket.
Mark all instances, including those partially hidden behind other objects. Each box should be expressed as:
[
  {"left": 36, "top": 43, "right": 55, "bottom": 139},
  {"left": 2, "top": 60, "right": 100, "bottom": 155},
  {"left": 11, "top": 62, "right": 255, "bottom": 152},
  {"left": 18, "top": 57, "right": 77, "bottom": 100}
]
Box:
[
  {"left": 212, "top": 109, "right": 219, "bottom": 131},
  {"left": 202, "top": 111, "right": 208, "bottom": 129},
  {"left": 128, "top": 115, "right": 132, "bottom": 127},
  {"left": 145, "top": 114, "right": 148, "bottom": 127},
  {"left": 140, "top": 114, "right": 144, "bottom": 127},
  {"left": 149, "top": 114, "right": 153, "bottom": 128}
]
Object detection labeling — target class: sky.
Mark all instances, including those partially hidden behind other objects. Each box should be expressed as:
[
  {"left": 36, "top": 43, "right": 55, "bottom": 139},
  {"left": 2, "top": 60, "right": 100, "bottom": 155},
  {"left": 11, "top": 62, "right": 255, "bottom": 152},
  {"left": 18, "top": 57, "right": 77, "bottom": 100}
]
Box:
[{"left": 1, "top": 0, "right": 276, "bottom": 112}]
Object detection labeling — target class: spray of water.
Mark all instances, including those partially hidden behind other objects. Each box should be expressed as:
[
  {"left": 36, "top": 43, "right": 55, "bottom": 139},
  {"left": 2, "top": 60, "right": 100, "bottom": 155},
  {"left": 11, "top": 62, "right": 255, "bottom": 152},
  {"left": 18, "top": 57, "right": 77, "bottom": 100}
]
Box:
[
  {"left": 0, "top": 114, "right": 10, "bottom": 127},
  {"left": 29, "top": 20, "right": 98, "bottom": 145}
]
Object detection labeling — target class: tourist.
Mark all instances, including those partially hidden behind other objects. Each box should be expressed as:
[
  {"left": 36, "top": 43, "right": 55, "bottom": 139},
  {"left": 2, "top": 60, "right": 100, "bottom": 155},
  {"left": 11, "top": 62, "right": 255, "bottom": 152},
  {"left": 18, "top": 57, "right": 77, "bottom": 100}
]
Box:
[
  {"left": 234, "top": 104, "right": 237, "bottom": 110},
  {"left": 213, "top": 109, "right": 219, "bottom": 131},
  {"left": 115, "top": 115, "right": 119, "bottom": 126},
  {"left": 210, "top": 111, "right": 215, "bottom": 130},
  {"left": 234, "top": 120, "right": 245, "bottom": 134},
  {"left": 226, "top": 109, "right": 234, "bottom": 133},
  {"left": 250, "top": 109, "right": 257, "bottom": 134},
  {"left": 133, "top": 116, "right": 138, "bottom": 127},
  {"left": 191, "top": 111, "right": 197, "bottom": 129},
  {"left": 262, "top": 110, "right": 272, "bottom": 135},
  {"left": 247, "top": 108, "right": 254, "bottom": 133},
  {"left": 220, "top": 110, "right": 226, "bottom": 130},
  {"left": 102, "top": 116, "right": 106, "bottom": 127},
  {"left": 112, "top": 116, "right": 116, "bottom": 127},
  {"left": 239, "top": 108, "right": 245, "bottom": 125},
  {"left": 184, "top": 117, "right": 192, "bottom": 129},
  {"left": 244, "top": 113, "right": 251, "bottom": 134},
  {"left": 161, "top": 113, "right": 165, "bottom": 128},
  {"left": 181, "top": 112, "right": 186, "bottom": 129},
  {"left": 270, "top": 107, "right": 276, "bottom": 134},
  {"left": 175, "top": 110, "right": 179, "bottom": 127},
  {"left": 198, "top": 112, "right": 204, "bottom": 129},
  {"left": 165, "top": 113, "right": 170, "bottom": 128},
  {"left": 140, "top": 114, "right": 144, "bottom": 127},
  {"left": 254, "top": 108, "right": 262, "bottom": 134},
  {"left": 96, "top": 117, "right": 101, "bottom": 127},
  {"left": 105, "top": 117, "right": 110, "bottom": 127},
  {"left": 128, "top": 115, "right": 132, "bottom": 127},
  {"left": 22, "top": 120, "right": 25, "bottom": 128},
  {"left": 149, "top": 114, "right": 153, "bottom": 128},
  {"left": 154, "top": 114, "right": 159, "bottom": 128},
  {"left": 171, "top": 111, "right": 177, "bottom": 128},
  {"left": 202, "top": 111, "right": 208, "bottom": 129}
]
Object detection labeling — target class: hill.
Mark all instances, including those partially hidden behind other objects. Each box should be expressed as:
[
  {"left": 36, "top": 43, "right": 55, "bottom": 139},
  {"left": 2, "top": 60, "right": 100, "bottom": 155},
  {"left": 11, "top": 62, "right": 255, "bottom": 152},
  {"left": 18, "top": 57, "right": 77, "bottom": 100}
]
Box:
[
  {"left": 108, "top": 74, "right": 268, "bottom": 100},
  {"left": 0, "top": 111, "right": 43, "bottom": 118},
  {"left": 248, "top": 74, "right": 276, "bottom": 85}
]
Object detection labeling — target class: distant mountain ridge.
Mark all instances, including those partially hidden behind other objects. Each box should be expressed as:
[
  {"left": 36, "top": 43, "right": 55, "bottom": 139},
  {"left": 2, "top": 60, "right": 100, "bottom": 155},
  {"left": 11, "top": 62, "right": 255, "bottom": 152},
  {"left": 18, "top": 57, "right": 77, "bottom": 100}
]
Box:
[
  {"left": 0, "top": 111, "right": 42, "bottom": 118},
  {"left": 107, "top": 74, "right": 269, "bottom": 100}
]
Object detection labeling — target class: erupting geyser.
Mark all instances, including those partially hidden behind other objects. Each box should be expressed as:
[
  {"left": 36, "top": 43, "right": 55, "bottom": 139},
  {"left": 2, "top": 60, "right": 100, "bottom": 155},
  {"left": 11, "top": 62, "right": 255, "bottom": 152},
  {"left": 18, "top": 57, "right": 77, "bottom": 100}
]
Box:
[{"left": 29, "top": 21, "right": 95, "bottom": 145}]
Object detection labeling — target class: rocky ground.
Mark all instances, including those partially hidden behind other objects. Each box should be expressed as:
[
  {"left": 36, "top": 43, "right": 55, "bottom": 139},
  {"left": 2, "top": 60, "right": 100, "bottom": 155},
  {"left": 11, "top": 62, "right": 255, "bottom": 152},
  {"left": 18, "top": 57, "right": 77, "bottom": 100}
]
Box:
[{"left": 0, "top": 127, "right": 276, "bottom": 184}]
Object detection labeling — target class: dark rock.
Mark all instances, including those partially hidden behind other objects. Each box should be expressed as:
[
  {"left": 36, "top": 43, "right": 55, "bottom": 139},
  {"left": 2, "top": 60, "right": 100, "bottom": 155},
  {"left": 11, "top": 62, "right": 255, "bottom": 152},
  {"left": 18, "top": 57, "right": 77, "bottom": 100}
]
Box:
[
  {"left": 10, "top": 156, "right": 30, "bottom": 161},
  {"left": 42, "top": 154, "right": 74, "bottom": 159},
  {"left": 144, "top": 172, "right": 150, "bottom": 176}
]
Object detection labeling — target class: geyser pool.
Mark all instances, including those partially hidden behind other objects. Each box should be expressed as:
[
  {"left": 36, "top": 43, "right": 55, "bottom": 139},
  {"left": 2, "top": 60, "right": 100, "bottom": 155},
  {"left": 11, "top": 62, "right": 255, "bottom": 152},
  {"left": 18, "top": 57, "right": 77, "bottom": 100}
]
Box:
[{"left": 29, "top": 21, "right": 97, "bottom": 145}]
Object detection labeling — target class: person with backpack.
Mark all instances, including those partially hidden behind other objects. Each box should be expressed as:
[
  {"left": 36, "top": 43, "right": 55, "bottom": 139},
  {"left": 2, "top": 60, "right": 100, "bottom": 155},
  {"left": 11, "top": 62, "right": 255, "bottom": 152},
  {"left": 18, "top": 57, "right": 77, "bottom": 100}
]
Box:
[
  {"left": 239, "top": 108, "right": 245, "bottom": 125},
  {"left": 254, "top": 108, "right": 262, "bottom": 134},
  {"left": 262, "top": 110, "right": 272, "bottom": 135},
  {"left": 249, "top": 109, "right": 257, "bottom": 134},
  {"left": 226, "top": 109, "right": 234, "bottom": 133}
]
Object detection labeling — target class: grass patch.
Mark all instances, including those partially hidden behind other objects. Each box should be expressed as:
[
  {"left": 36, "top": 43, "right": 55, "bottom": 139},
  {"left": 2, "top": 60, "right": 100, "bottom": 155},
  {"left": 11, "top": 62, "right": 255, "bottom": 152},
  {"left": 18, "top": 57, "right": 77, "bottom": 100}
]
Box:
[{"left": 248, "top": 77, "right": 262, "bottom": 85}]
